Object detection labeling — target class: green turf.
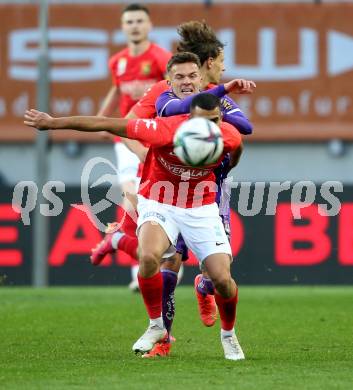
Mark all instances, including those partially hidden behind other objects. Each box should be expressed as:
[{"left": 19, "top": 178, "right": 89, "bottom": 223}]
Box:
[{"left": 1, "top": 286, "right": 353, "bottom": 389}]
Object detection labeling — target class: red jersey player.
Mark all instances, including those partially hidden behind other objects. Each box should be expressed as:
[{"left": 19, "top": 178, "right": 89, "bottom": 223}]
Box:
[
  {"left": 24, "top": 93, "right": 245, "bottom": 361},
  {"left": 90, "top": 52, "right": 254, "bottom": 357},
  {"left": 98, "top": 3, "right": 171, "bottom": 290}
]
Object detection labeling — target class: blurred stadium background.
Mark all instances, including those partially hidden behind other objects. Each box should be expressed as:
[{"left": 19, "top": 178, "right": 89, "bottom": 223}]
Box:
[{"left": 0, "top": 0, "right": 353, "bottom": 287}]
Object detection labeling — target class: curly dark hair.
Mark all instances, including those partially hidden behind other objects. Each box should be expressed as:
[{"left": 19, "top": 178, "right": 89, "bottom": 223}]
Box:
[{"left": 177, "top": 21, "right": 224, "bottom": 65}]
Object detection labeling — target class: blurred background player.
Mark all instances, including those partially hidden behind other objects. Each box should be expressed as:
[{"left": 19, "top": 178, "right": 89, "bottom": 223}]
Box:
[{"left": 97, "top": 3, "right": 172, "bottom": 291}]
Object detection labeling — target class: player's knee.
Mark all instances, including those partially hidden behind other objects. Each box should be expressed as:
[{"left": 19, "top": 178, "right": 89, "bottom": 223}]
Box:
[
  {"left": 212, "top": 274, "right": 230, "bottom": 288},
  {"left": 138, "top": 249, "right": 160, "bottom": 270},
  {"left": 211, "top": 274, "right": 233, "bottom": 298}
]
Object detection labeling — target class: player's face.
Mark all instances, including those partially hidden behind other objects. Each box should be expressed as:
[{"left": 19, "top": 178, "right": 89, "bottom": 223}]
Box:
[
  {"left": 190, "top": 106, "right": 222, "bottom": 126},
  {"left": 168, "top": 62, "right": 202, "bottom": 99},
  {"left": 207, "top": 50, "right": 225, "bottom": 84},
  {"left": 121, "top": 11, "right": 152, "bottom": 44}
]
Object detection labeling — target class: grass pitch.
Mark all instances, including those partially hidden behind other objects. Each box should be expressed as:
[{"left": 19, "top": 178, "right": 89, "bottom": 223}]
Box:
[{"left": 1, "top": 286, "right": 353, "bottom": 389}]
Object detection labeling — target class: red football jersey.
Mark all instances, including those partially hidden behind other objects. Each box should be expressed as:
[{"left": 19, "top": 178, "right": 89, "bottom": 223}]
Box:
[
  {"left": 109, "top": 43, "right": 171, "bottom": 142},
  {"left": 109, "top": 44, "right": 171, "bottom": 116},
  {"left": 126, "top": 115, "right": 242, "bottom": 208}
]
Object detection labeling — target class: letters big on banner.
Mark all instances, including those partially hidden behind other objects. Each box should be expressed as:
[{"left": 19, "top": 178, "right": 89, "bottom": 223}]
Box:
[{"left": 1, "top": 3, "right": 353, "bottom": 141}]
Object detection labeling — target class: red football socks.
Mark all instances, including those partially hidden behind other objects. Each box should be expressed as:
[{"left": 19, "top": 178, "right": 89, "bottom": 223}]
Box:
[
  {"left": 138, "top": 272, "right": 163, "bottom": 319},
  {"left": 117, "top": 234, "right": 138, "bottom": 260},
  {"left": 215, "top": 288, "right": 238, "bottom": 331}
]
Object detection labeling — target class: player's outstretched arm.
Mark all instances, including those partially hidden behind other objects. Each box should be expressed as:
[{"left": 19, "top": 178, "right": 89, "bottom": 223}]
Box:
[
  {"left": 24, "top": 109, "right": 129, "bottom": 137},
  {"left": 157, "top": 85, "right": 228, "bottom": 117},
  {"left": 157, "top": 80, "right": 256, "bottom": 118}
]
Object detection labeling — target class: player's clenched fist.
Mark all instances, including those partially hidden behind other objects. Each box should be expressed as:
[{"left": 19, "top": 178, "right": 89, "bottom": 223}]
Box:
[
  {"left": 224, "top": 79, "right": 256, "bottom": 94},
  {"left": 24, "top": 109, "right": 53, "bottom": 130}
]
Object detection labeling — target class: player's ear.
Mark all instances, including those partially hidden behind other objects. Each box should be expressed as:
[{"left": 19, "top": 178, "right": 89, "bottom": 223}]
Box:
[
  {"left": 167, "top": 78, "right": 171, "bottom": 86},
  {"left": 206, "top": 57, "right": 214, "bottom": 69}
]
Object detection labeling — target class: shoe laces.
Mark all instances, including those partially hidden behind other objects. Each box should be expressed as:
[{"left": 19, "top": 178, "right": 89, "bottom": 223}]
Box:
[
  {"left": 144, "top": 324, "right": 163, "bottom": 335},
  {"left": 223, "top": 335, "right": 241, "bottom": 352}
]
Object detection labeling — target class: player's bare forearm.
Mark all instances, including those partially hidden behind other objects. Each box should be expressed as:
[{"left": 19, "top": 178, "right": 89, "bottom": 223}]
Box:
[
  {"left": 51, "top": 116, "right": 129, "bottom": 137},
  {"left": 97, "top": 86, "right": 119, "bottom": 117},
  {"left": 24, "top": 109, "right": 129, "bottom": 137},
  {"left": 229, "top": 143, "right": 243, "bottom": 168}
]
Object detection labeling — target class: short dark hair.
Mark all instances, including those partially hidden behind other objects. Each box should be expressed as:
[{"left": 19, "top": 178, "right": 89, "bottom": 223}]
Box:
[
  {"left": 166, "top": 52, "right": 201, "bottom": 73},
  {"left": 190, "top": 93, "right": 221, "bottom": 111},
  {"left": 177, "top": 21, "right": 224, "bottom": 65},
  {"left": 122, "top": 3, "right": 150, "bottom": 16}
]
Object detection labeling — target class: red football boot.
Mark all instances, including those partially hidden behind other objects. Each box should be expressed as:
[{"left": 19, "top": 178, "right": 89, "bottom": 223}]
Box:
[
  {"left": 90, "top": 222, "right": 120, "bottom": 266},
  {"left": 194, "top": 274, "right": 218, "bottom": 327}
]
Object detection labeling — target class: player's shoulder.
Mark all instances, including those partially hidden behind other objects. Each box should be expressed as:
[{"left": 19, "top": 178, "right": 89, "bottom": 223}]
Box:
[
  {"left": 158, "top": 89, "right": 175, "bottom": 99},
  {"left": 205, "top": 83, "right": 217, "bottom": 90},
  {"left": 220, "top": 121, "right": 241, "bottom": 136},
  {"left": 149, "top": 80, "right": 170, "bottom": 96},
  {"left": 220, "top": 121, "right": 237, "bottom": 130},
  {"left": 149, "top": 43, "right": 172, "bottom": 57},
  {"left": 220, "top": 121, "right": 242, "bottom": 148},
  {"left": 221, "top": 95, "right": 239, "bottom": 110},
  {"left": 109, "top": 48, "right": 129, "bottom": 66}
]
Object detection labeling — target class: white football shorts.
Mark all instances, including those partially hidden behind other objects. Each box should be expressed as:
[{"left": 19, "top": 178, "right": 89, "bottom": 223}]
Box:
[
  {"left": 136, "top": 195, "right": 232, "bottom": 263},
  {"left": 114, "top": 142, "right": 141, "bottom": 187}
]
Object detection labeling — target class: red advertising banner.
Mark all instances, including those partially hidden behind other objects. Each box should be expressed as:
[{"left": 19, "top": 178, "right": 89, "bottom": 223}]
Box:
[
  {"left": 0, "top": 3, "right": 352, "bottom": 142},
  {"left": 1, "top": 185, "right": 352, "bottom": 285}
]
